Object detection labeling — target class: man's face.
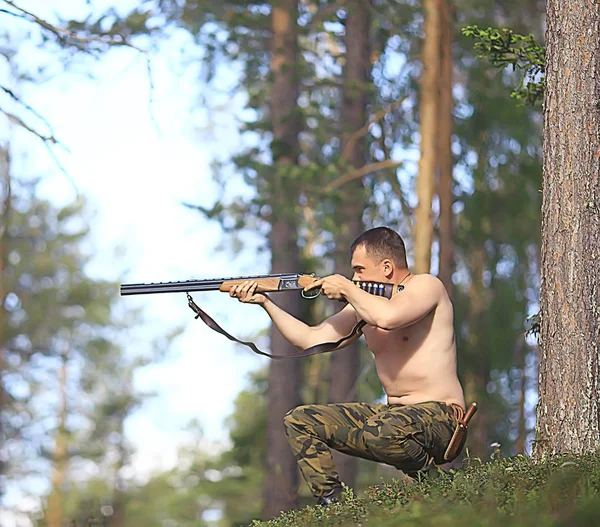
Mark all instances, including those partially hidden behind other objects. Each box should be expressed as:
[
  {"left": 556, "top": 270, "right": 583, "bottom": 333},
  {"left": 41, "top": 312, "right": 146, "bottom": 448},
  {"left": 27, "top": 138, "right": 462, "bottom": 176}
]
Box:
[{"left": 350, "top": 245, "right": 387, "bottom": 282}]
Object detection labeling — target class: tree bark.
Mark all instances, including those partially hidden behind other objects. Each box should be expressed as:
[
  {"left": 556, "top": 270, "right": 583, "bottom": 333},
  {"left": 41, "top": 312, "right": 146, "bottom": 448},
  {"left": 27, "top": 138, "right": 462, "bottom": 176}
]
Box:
[
  {"left": 437, "top": 0, "right": 454, "bottom": 295},
  {"left": 327, "top": 0, "right": 371, "bottom": 491},
  {"left": 264, "top": 0, "right": 302, "bottom": 518},
  {"left": 111, "top": 415, "right": 127, "bottom": 527},
  {"left": 534, "top": 0, "right": 600, "bottom": 457},
  {"left": 46, "top": 354, "right": 68, "bottom": 527},
  {"left": 516, "top": 340, "right": 527, "bottom": 455},
  {"left": 464, "top": 248, "right": 490, "bottom": 457},
  {"left": 0, "top": 146, "right": 10, "bottom": 483},
  {"left": 414, "top": 0, "right": 441, "bottom": 274}
]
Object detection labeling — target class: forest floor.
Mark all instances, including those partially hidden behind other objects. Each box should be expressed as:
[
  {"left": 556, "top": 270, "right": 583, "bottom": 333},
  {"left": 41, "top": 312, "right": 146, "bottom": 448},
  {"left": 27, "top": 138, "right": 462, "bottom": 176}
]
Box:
[{"left": 253, "top": 452, "right": 600, "bottom": 526}]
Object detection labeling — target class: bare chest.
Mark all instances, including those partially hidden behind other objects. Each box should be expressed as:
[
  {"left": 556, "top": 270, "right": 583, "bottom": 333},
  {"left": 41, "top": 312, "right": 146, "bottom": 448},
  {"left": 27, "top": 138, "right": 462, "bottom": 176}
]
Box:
[{"left": 361, "top": 316, "right": 431, "bottom": 356}]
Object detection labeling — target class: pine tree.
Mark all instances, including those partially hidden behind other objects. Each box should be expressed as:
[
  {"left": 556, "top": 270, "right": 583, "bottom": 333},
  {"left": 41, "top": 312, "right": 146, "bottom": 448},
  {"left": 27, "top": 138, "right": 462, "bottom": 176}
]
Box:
[{"left": 534, "top": 0, "right": 600, "bottom": 457}]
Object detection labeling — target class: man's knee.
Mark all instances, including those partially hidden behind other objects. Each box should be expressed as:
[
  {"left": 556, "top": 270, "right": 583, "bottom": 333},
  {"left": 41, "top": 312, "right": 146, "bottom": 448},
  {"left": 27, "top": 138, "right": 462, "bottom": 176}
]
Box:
[{"left": 283, "top": 405, "right": 310, "bottom": 432}]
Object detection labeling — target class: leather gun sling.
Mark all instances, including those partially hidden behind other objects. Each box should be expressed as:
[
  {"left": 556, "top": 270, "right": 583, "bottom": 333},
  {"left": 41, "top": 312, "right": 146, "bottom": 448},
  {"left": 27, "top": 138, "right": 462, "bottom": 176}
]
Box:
[
  {"left": 186, "top": 280, "right": 405, "bottom": 360},
  {"left": 188, "top": 293, "right": 365, "bottom": 359}
]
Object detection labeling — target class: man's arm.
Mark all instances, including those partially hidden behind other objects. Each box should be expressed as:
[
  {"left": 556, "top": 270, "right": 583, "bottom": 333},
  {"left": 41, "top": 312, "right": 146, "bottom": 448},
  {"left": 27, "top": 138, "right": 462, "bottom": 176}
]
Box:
[
  {"left": 341, "top": 274, "right": 444, "bottom": 330},
  {"left": 262, "top": 298, "right": 360, "bottom": 351},
  {"left": 229, "top": 279, "right": 360, "bottom": 351}
]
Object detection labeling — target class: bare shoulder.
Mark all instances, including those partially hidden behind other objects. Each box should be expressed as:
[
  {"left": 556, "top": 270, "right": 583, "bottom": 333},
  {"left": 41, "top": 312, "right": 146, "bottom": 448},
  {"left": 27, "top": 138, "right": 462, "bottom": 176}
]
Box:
[
  {"left": 406, "top": 273, "right": 445, "bottom": 294},
  {"left": 381, "top": 274, "right": 446, "bottom": 329}
]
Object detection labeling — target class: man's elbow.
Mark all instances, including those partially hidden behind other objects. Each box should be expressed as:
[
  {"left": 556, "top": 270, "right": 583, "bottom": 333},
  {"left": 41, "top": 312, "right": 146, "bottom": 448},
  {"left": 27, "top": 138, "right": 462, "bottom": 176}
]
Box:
[
  {"left": 375, "top": 314, "right": 404, "bottom": 331},
  {"left": 297, "top": 325, "right": 321, "bottom": 350}
]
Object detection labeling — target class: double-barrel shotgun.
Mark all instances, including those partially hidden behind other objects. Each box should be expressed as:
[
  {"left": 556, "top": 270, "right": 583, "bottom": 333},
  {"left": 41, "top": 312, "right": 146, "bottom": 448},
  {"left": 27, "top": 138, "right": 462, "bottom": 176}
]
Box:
[{"left": 120, "top": 273, "right": 406, "bottom": 359}]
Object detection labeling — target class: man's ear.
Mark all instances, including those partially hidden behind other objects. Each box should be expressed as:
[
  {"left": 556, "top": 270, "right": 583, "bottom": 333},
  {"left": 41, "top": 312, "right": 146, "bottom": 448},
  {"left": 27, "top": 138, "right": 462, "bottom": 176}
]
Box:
[{"left": 382, "top": 259, "right": 394, "bottom": 277}]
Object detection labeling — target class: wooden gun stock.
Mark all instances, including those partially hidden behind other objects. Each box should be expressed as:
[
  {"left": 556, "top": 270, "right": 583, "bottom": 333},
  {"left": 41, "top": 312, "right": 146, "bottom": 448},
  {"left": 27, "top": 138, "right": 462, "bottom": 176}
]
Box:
[{"left": 218, "top": 274, "right": 319, "bottom": 293}]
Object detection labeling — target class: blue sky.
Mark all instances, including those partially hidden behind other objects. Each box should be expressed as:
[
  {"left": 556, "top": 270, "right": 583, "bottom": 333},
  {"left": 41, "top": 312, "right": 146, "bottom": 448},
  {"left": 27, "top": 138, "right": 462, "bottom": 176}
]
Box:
[{"left": 2, "top": 0, "right": 276, "bottom": 519}]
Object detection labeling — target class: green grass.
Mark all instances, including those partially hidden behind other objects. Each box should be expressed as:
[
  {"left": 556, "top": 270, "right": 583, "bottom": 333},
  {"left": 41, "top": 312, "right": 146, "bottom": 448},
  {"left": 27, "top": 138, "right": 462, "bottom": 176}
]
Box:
[{"left": 251, "top": 453, "right": 600, "bottom": 526}]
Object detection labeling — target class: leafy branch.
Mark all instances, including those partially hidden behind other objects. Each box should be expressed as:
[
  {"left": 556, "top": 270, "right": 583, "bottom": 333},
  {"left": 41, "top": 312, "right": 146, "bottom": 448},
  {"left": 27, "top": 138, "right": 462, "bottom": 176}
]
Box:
[{"left": 462, "top": 25, "right": 546, "bottom": 106}]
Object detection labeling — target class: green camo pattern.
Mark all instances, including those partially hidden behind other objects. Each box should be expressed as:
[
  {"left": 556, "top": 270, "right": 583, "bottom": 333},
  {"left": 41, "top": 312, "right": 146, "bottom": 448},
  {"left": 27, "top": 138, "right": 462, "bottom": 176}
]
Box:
[{"left": 283, "top": 401, "right": 458, "bottom": 498}]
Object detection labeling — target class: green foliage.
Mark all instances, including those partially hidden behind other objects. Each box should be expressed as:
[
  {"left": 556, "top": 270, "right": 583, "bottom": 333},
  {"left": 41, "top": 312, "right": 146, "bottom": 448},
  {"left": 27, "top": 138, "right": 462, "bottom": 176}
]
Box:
[
  {"left": 60, "top": 447, "right": 215, "bottom": 527},
  {"left": 63, "top": 7, "right": 159, "bottom": 46},
  {"left": 0, "top": 165, "right": 181, "bottom": 525},
  {"left": 160, "top": 0, "right": 419, "bottom": 253},
  {"left": 461, "top": 25, "right": 546, "bottom": 106},
  {"left": 207, "top": 368, "right": 268, "bottom": 524},
  {"left": 253, "top": 453, "right": 600, "bottom": 526},
  {"left": 447, "top": 3, "right": 544, "bottom": 455},
  {"left": 2, "top": 178, "right": 126, "bottom": 466}
]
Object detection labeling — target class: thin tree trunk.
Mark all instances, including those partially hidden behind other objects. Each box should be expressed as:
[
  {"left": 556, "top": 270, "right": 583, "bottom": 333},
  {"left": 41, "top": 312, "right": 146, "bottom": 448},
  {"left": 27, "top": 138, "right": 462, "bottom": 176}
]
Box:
[
  {"left": 437, "top": 0, "right": 454, "bottom": 295},
  {"left": 301, "top": 208, "right": 328, "bottom": 406},
  {"left": 414, "top": 0, "right": 441, "bottom": 274},
  {"left": 47, "top": 354, "right": 69, "bottom": 527},
  {"left": 111, "top": 416, "right": 127, "bottom": 527},
  {"left": 534, "top": 0, "right": 600, "bottom": 457},
  {"left": 516, "top": 340, "right": 527, "bottom": 455},
  {"left": 264, "top": 0, "right": 302, "bottom": 518},
  {"left": 0, "top": 146, "right": 10, "bottom": 482},
  {"left": 328, "top": 0, "right": 371, "bottom": 490},
  {"left": 464, "top": 248, "right": 489, "bottom": 457}
]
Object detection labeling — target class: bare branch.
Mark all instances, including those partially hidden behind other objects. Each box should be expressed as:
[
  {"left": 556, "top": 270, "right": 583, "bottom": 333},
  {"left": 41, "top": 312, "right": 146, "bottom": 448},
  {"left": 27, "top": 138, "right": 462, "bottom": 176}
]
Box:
[
  {"left": 387, "top": 172, "right": 414, "bottom": 231},
  {"left": 0, "top": 106, "right": 77, "bottom": 196},
  {"left": 324, "top": 159, "right": 404, "bottom": 192},
  {"left": 0, "top": 106, "right": 58, "bottom": 145},
  {"left": 379, "top": 109, "right": 414, "bottom": 230},
  {"left": 1, "top": 1, "right": 143, "bottom": 53},
  {"left": 340, "top": 96, "right": 408, "bottom": 163},
  {"left": 1, "top": 85, "right": 56, "bottom": 138},
  {"left": 43, "top": 141, "right": 78, "bottom": 197},
  {"left": 1, "top": 1, "right": 156, "bottom": 124},
  {"left": 143, "top": 54, "right": 159, "bottom": 134},
  {"left": 0, "top": 0, "right": 159, "bottom": 172},
  {"left": 0, "top": 7, "right": 20, "bottom": 19}
]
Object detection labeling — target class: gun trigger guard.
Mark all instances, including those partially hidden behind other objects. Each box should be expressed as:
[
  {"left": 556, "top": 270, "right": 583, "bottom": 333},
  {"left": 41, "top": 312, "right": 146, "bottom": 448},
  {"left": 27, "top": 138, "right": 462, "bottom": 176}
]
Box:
[{"left": 301, "top": 288, "right": 321, "bottom": 300}]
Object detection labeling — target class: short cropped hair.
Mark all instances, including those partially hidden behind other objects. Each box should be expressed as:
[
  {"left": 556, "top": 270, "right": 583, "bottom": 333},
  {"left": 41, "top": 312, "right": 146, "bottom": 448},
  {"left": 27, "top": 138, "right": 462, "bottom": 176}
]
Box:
[{"left": 350, "top": 227, "right": 408, "bottom": 269}]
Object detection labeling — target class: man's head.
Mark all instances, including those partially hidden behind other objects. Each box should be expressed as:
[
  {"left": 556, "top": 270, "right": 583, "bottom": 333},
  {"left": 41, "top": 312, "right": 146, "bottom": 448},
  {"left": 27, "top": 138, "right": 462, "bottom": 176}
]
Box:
[{"left": 350, "top": 227, "right": 408, "bottom": 282}]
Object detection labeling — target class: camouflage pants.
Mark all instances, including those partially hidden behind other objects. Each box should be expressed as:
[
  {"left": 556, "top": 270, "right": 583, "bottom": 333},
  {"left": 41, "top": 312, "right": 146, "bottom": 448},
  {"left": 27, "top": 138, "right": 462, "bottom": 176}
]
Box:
[{"left": 283, "top": 401, "right": 458, "bottom": 498}]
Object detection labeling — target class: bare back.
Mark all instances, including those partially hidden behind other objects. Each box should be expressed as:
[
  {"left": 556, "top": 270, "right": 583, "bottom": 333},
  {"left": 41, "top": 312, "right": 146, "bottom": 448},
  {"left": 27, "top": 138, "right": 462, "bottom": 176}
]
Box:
[{"left": 359, "top": 274, "right": 465, "bottom": 409}]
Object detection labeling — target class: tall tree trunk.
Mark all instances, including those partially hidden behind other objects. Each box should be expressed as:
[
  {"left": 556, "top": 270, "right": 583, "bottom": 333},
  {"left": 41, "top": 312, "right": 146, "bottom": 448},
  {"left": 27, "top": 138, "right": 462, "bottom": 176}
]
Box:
[
  {"left": 464, "top": 248, "right": 489, "bottom": 457},
  {"left": 327, "top": 0, "right": 371, "bottom": 492},
  {"left": 264, "top": 0, "right": 302, "bottom": 518},
  {"left": 301, "top": 207, "right": 328, "bottom": 406},
  {"left": 414, "top": 0, "right": 441, "bottom": 274},
  {"left": 437, "top": 0, "right": 454, "bottom": 295},
  {"left": 0, "top": 146, "right": 10, "bottom": 484},
  {"left": 516, "top": 339, "right": 527, "bottom": 455},
  {"left": 534, "top": 0, "right": 600, "bottom": 457},
  {"left": 111, "top": 417, "right": 127, "bottom": 527},
  {"left": 47, "top": 354, "right": 69, "bottom": 527}
]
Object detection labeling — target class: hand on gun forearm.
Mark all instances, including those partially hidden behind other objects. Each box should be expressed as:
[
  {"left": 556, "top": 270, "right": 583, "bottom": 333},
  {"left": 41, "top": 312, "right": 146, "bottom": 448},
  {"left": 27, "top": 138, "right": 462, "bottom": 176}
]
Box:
[{"left": 229, "top": 280, "right": 267, "bottom": 305}]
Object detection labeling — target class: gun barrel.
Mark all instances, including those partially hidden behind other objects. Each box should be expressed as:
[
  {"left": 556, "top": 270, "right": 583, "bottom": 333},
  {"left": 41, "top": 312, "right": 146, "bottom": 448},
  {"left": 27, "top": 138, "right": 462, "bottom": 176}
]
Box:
[{"left": 120, "top": 273, "right": 303, "bottom": 296}]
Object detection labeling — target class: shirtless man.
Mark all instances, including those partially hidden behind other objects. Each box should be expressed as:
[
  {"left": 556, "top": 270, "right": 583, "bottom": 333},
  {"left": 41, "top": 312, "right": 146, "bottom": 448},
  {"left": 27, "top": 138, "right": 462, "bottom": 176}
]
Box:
[{"left": 229, "top": 226, "right": 466, "bottom": 506}]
